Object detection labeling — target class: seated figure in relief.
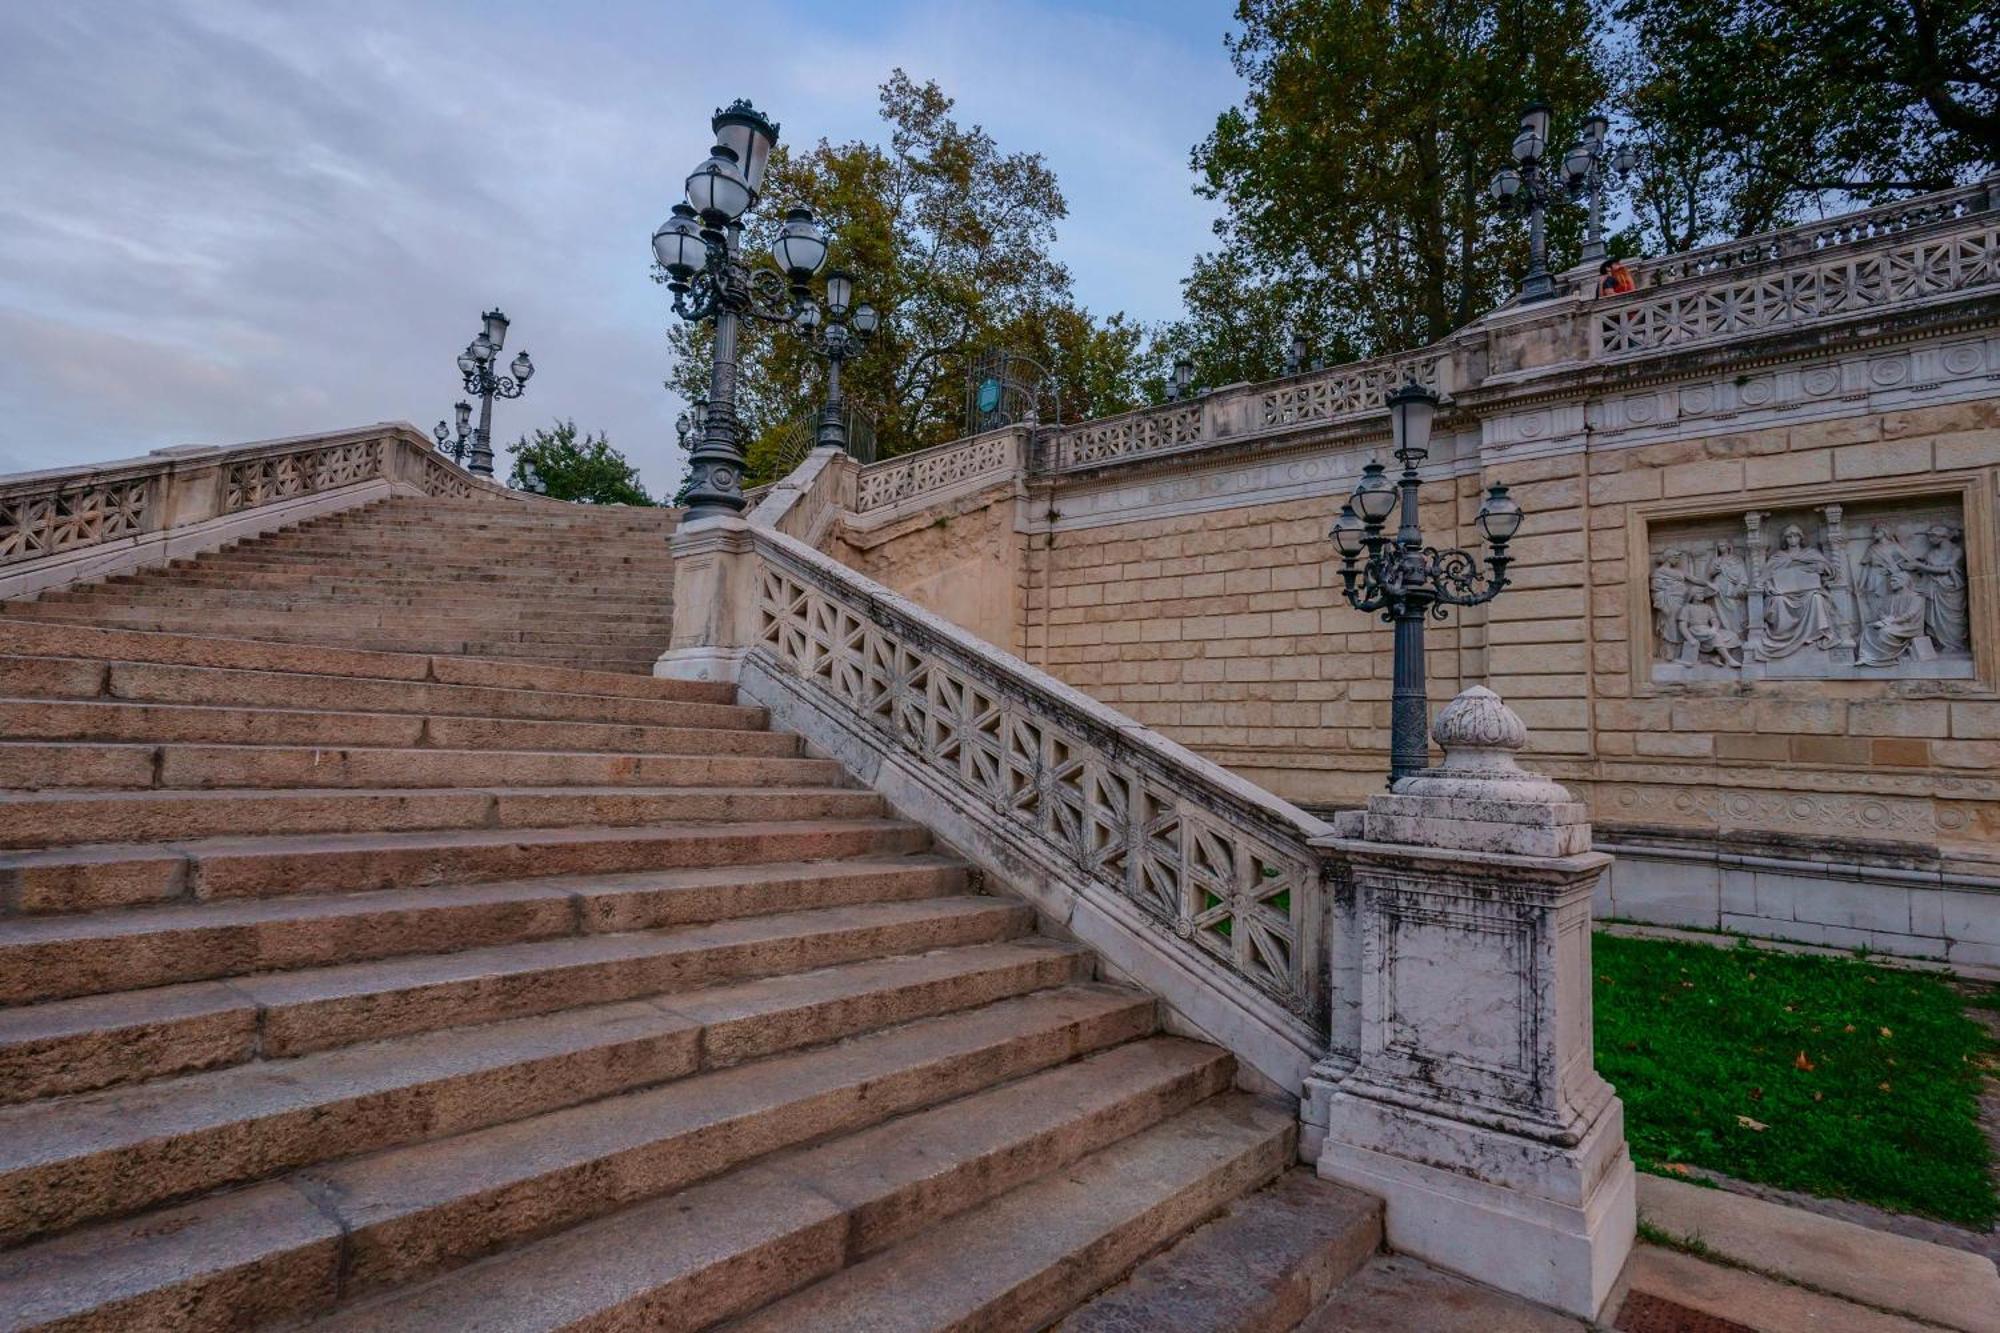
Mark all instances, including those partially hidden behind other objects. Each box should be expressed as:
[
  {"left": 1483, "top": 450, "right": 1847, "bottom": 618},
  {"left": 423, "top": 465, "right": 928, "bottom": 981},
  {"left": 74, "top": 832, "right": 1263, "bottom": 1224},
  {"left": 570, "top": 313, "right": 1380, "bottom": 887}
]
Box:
[
  {"left": 1675, "top": 584, "right": 1743, "bottom": 667},
  {"left": 1756, "top": 524, "right": 1844, "bottom": 659},
  {"left": 1856, "top": 567, "right": 1931, "bottom": 667}
]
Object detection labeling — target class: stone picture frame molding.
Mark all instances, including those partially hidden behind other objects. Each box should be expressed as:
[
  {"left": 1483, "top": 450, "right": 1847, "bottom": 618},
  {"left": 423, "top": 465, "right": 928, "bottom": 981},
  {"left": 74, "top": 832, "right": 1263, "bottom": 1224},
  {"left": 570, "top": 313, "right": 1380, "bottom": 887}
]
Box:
[{"left": 1623, "top": 468, "right": 1996, "bottom": 699}]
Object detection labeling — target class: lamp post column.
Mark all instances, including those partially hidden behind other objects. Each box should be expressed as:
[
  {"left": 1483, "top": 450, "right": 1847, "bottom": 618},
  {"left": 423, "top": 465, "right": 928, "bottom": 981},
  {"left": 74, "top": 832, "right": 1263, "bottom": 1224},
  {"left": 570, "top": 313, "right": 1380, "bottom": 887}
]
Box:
[
  {"left": 817, "top": 350, "right": 846, "bottom": 452},
  {"left": 470, "top": 381, "right": 497, "bottom": 477}
]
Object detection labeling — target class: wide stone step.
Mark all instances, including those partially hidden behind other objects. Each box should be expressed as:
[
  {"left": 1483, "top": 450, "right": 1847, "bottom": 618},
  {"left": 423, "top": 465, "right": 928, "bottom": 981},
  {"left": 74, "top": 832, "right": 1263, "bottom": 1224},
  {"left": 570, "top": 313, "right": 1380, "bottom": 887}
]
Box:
[
  {"left": 0, "top": 816, "right": 932, "bottom": 914},
  {"left": 0, "top": 622, "right": 736, "bottom": 704},
  {"left": 0, "top": 655, "right": 760, "bottom": 728},
  {"left": 43, "top": 589, "right": 674, "bottom": 622},
  {"left": 114, "top": 567, "right": 677, "bottom": 595},
  {"left": 0, "top": 783, "right": 881, "bottom": 848},
  {"left": 0, "top": 739, "right": 841, "bottom": 792},
  {"left": 0, "top": 697, "right": 798, "bottom": 757},
  {"left": 2, "top": 602, "right": 671, "bottom": 643},
  {"left": 0, "top": 914, "right": 1062, "bottom": 1245},
  {"left": 0, "top": 854, "right": 969, "bottom": 1008},
  {"left": 0, "top": 986, "right": 1161, "bottom": 1331},
  {"left": 730, "top": 1094, "right": 1297, "bottom": 1333},
  {"left": 324, "top": 1076, "right": 1275, "bottom": 1333}
]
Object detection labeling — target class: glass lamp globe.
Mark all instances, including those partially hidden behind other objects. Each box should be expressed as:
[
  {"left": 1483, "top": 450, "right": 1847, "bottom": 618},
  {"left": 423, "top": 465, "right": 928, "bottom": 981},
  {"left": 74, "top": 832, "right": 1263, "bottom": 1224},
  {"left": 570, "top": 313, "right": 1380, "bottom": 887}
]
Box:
[
  {"left": 711, "top": 99, "right": 779, "bottom": 194},
  {"left": 1387, "top": 382, "right": 1437, "bottom": 463},
  {"left": 1352, "top": 461, "right": 1398, "bottom": 524},
  {"left": 1511, "top": 125, "right": 1544, "bottom": 164},
  {"left": 1581, "top": 112, "right": 1610, "bottom": 145},
  {"left": 482, "top": 309, "right": 509, "bottom": 351},
  {"left": 652, "top": 205, "right": 709, "bottom": 279},
  {"left": 454, "top": 400, "right": 471, "bottom": 432},
  {"left": 1490, "top": 167, "right": 1522, "bottom": 202},
  {"left": 511, "top": 351, "right": 533, "bottom": 383},
  {"left": 457, "top": 349, "right": 478, "bottom": 375},
  {"left": 823, "top": 270, "right": 854, "bottom": 317},
  {"left": 469, "top": 334, "right": 495, "bottom": 365},
  {"left": 685, "top": 145, "right": 752, "bottom": 226},
  {"left": 770, "top": 208, "right": 828, "bottom": 282},
  {"left": 1475, "top": 485, "right": 1524, "bottom": 544},
  {"left": 1563, "top": 141, "right": 1595, "bottom": 185},
  {"left": 793, "top": 300, "right": 822, "bottom": 330},
  {"left": 1330, "top": 504, "right": 1367, "bottom": 559},
  {"left": 851, "top": 303, "right": 879, "bottom": 336}
]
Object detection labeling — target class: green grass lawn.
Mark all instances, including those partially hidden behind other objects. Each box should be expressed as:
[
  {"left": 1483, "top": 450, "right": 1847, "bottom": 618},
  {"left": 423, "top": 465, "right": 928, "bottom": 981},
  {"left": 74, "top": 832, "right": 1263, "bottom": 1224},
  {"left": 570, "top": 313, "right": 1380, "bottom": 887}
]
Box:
[{"left": 1593, "top": 933, "right": 1997, "bottom": 1228}]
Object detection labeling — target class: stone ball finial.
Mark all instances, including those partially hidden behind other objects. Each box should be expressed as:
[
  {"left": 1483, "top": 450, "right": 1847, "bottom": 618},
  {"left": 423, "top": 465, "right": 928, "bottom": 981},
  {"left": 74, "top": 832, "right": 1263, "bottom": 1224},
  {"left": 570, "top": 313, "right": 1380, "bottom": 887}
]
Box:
[
  {"left": 1392, "top": 683, "right": 1574, "bottom": 805},
  {"left": 1431, "top": 685, "right": 1528, "bottom": 773}
]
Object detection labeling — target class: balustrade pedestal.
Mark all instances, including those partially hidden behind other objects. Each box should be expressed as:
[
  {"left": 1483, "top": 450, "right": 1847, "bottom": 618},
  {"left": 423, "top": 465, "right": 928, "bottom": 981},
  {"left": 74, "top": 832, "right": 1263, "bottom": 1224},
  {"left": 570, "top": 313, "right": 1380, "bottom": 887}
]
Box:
[
  {"left": 654, "top": 512, "right": 760, "bottom": 683},
  {"left": 1304, "top": 685, "right": 1635, "bottom": 1319}
]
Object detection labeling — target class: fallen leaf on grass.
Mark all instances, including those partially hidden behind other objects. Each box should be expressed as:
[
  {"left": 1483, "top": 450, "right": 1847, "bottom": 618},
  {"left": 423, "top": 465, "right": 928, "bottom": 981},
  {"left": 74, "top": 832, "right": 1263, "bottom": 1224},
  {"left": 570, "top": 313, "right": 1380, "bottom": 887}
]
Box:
[
  {"left": 1844, "top": 1024, "right": 1857, "bottom": 1033},
  {"left": 1660, "top": 1162, "right": 1694, "bottom": 1176},
  {"left": 1736, "top": 1115, "right": 1769, "bottom": 1131},
  {"left": 1879, "top": 1027, "right": 1893, "bottom": 1038},
  {"left": 1811, "top": 1092, "right": 1824, "bottom": 1102},
  {"left": 1878, "top": 1081, "right": 1893, "bottom": 1093},
  {"left": 1794, "top": 1050, "right": 1816, "bottom": 1071}
]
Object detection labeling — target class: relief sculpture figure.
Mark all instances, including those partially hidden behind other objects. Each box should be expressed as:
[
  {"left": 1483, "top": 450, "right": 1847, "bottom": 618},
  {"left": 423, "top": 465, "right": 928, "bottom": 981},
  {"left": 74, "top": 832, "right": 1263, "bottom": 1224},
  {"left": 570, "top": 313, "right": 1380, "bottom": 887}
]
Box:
[
  {"left": 1912, "top": 525, "right": 1969, "bottom": 652},
  {"left": 1675, "top": 585, "right": 1743, "bottom": 667},
  {"left": 1650, "top": 549, "right": 1699, "bottom": 656},
  {"left": 1854, "top": 523, "right": 1913, "bottom": 625},
  {"left": 1856, "top": 568, "right": 1931, "bottom": 666},
  {"left": 1704, "top": 540, "right": 1750, "bottom": 638},
  {"left": 1756, "top": 524, "right": 1845, "bottom": 659}
]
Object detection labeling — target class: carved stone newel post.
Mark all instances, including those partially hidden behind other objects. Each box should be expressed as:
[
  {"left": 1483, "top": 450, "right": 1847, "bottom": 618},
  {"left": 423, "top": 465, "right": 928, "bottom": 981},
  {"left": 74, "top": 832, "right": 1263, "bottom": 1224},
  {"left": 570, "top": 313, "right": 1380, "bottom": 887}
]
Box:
[
  {"left": 655, "top": 513, "right": 759, "bottom": 682},
  {"left": 1308, "top": 685, "right": 1635, "bottom": 1318}
]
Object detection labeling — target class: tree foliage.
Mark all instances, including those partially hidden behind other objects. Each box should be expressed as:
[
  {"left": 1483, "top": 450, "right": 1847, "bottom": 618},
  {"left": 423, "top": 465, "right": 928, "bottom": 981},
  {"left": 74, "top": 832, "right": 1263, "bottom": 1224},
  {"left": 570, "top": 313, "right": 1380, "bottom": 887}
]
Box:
[
  {"left": 1613, "top": 0, "right": 1999, "bottom": 252},
  {"left": 1168, "top": 0, "right": 1607, "bottom": 380},
  {"left": 506, "top": 420, "right": 653, "bottom": 506},
  {"left": 664, "top": 72, "right": 1147, "bottom": 482}
]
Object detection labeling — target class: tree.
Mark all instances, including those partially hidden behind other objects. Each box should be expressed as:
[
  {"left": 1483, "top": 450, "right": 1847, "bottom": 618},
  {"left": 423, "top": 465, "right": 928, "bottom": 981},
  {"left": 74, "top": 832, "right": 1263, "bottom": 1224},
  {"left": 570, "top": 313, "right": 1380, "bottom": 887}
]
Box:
[
  {"left": 1612, "top": 0, "right": 1998, "bottom": 252},
  {"left": 507, "top": 421, "right": 653, "bottom": 506},
  {"left": 1174, "top": 0, "right": 1608, "bottom": 376},
  {"left": 663, "top": 72, "right": 1145, "bottom": 480}
]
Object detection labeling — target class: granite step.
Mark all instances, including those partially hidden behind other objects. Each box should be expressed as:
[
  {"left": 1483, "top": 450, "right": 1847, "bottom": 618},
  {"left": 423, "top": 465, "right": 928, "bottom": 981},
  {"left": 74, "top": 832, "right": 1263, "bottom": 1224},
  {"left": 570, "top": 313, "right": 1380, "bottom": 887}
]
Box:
[
  {"left": 0, "top": 699, "right": 800, "bottom": 758},
  {"left": 0, "top": 783, "right": 882, "bottom": 848},
  {"left": 0, "top": 816, "right": 933, "bottom": 914},
  {"left": 0, "top": 854, "right": 969, "bottom": 1007},
  {"left": 0, "top": 917, "right": 1064, "bottom": 1244},
  {"left": 0, "top": 739, "right": 841, "bottom": 792},
  {"left": 0, "top": 985, "right": 1159, "bottom": 1331},
  {"left": 728, "top": 1094, "right": 1296, "bottom": 1333}
]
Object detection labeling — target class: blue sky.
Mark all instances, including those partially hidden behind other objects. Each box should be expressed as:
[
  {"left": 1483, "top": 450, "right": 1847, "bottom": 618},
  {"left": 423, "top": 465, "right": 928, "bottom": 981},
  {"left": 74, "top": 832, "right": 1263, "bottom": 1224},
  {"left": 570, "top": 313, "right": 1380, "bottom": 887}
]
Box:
[{"left": 0, "top": 0, "right": 1246, "bottom": 490}]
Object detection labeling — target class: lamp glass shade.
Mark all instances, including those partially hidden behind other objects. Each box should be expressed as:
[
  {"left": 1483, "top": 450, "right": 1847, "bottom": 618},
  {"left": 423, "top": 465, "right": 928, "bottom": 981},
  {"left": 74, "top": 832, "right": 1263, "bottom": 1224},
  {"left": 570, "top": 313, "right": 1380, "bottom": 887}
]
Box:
[
  {"left": 1511, "top": 126, "right": 1544, "bottom": 163},
  {"left": 1173, "top": 357, "right": 1194, "bottom": 388},
  {"left": 511, "top": 351, "right": 533, "bottom": 383},
  {"left": 1490, "top": 167, "right": 1522, "bottom": 201},
  {"left": 457, "top": 350, "right": 478, "bottom": 375},
  {"left": 455, "top": 401, "right": 471, "bottom": 431},
  {"left": 1563, "top": 142, "right": 1595, "bottom": 183},
  {"left": 712, "top": 99, "right": 779, "bottom": 193},
  {"left": 1353, "top": 461, "right": 1398, "bottom": 524},
  {"left": 470, "top": 334, "right": 495, "bottom": 364},
  {"left": 770, "top": 207, "right": 828, "bottom": 280},
  {"left": 823, "top": 269, "right": 853, "bottom": 317},
  {"left": 793, "top": 300, "right": 821, "bottom": 330},
  {"left": 1330, "top": 504, "right": 1366, "bottom": 558},
  {"left": 482, "top": 309, "right": 509, "bottom": 351},
  {"left": 1581, "top": 112, "right": 1610, "bottom": 144},
  {"left": 1475, "top": 485, "right": 1523, "bottom": 543},
  {"left": 1611, "top": 143, "right": 1638, "bottom": 174},
  {"left": 1387, "top": 382, "right": 1437, "bottom": 462},
  {"left": 1291, "top": 333, "right": 1308, "bottom": 366},
  {"left": 653, "top": 206, "right": 709, "bottom": 277},
  {"left": 675, "top": 410, "right": 692, "bottom": 438},
  {"left": 520, "top": 461, "right": 543, "bottom": 494},
  {"left": 851, "top": 302, "right": 879, "bottom": 336},
  {"left": 1520, "top": 102, "right": 1552, "bottom": 142},
  {"left": 685, "top": 146, "right": 752, "bottom": 224}
]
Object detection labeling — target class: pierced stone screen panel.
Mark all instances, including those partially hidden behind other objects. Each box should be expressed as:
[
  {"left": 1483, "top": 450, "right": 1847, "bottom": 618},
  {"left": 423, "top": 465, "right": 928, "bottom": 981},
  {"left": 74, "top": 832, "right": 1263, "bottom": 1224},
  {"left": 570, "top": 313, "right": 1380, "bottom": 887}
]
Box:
[
  {"left": 755, "top": 556, "right": 1324, "bottom": 1026},
  {"left": 855, "top": 434, "right": 1015, "bottom": 513},
  {"left": 223, "top": 439, "right": 386, "bottom": 513},
  {"left": 1646, "top": 493, "right": 1972, "bottom": 683},
  {"left": 0, "top": 477, "right": 151, "bottom": 567}
]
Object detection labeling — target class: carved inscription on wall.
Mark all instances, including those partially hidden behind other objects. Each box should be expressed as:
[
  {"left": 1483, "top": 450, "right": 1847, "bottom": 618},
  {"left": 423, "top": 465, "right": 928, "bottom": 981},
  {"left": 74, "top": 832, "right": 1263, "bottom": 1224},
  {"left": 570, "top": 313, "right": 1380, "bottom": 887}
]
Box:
[{"left": 1648, "top": 495, "right": 1972, "bottom": 682}]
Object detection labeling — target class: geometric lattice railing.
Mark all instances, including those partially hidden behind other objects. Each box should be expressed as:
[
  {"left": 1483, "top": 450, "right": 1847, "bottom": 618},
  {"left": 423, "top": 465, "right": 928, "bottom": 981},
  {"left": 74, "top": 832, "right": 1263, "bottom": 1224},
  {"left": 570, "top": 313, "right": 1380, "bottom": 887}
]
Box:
[
  {"left": 222, "top": 437, "right": 387, "bottom": 512},
  {"left": 751, "top": 534, "right": 1332, "bottom": 1033},
  {"left": 0, "top": 477, "right": 151, "bottom": 568},
  {"left": 854, "top": 431, "right": 1019, "bottom": 514},
  {"left": 1261, "top": 350, "right": 1444, "bottom": 431},
  {"left": 1597, "top": 220, "right": 2000, "bottom": 358}
]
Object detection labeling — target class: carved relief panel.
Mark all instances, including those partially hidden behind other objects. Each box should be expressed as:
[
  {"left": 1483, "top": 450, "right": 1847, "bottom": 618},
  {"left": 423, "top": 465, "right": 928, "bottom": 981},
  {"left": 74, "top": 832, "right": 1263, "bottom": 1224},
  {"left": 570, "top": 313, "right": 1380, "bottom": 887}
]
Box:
[{"left": 1647, "top": 494, "right": 1973, "bottom": 682}]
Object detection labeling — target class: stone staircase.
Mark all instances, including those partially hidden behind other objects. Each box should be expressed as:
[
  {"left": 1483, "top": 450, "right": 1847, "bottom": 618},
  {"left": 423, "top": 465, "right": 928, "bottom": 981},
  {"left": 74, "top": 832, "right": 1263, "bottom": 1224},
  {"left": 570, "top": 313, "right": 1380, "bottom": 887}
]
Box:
[
  {"left": 0, "top": 496, "right": 681, "bottom": 675},
  {"left": 0, "top": 621, "right": 1317, "bottom": 1331}
]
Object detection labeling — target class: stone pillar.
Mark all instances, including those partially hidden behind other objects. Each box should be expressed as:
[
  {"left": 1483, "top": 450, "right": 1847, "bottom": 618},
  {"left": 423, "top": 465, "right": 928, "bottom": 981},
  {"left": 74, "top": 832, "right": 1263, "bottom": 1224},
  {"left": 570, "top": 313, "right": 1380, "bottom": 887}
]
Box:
[
  {"left": 654, "top": 513, "right": 759, "bottom": 683},
  {"left": 1308, "top": 685, "right": 1634, "bottom": 1318}
]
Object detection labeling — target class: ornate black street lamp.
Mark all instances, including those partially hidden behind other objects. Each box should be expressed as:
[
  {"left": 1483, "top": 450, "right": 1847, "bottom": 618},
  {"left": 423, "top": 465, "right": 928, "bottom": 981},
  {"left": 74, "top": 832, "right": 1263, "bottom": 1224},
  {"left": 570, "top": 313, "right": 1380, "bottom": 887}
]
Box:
[
  {"left": 1329, "top": 384, "right": 1524, "bottom": 787},
  {"left": 1489, "top": 103, "right": 1559, "bottom": 301},
  {"left": 791, "top": 267, "right": 880, "bottom": 452},
  {"left": 433, "top": 399, "right": 473, "bottom": 465},
  {"left": 653, "top": 100, "right": 830, "bottom": 517},
  {"left": 1559, "top": 113, "right": 1635, "bottom": 267},
  {"left": 449, "top": 309, "right": 535, "bottom": 476},
  {"left": 1165, "top": 357, "right": 1195, "bottom": 401}
]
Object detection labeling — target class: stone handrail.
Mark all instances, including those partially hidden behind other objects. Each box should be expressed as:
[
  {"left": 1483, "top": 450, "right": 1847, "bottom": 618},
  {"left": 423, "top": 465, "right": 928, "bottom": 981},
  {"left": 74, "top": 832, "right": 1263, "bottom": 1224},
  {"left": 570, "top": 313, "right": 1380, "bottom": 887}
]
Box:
[
  {"left": 1592, "top": 210, "right": 2000, "bottom": 358},
  {"left": 1626, "top": 175, "right": 1998, "bottom": 291},
  {"left": 734, "top": 513, "right": 1343, "bottom": 1092},
  {"left": 0, "top": 423, "right": 506, "bottom": 599},
  {"left": 852, "top": 428, "right": 1023, "bottom": 517}
]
